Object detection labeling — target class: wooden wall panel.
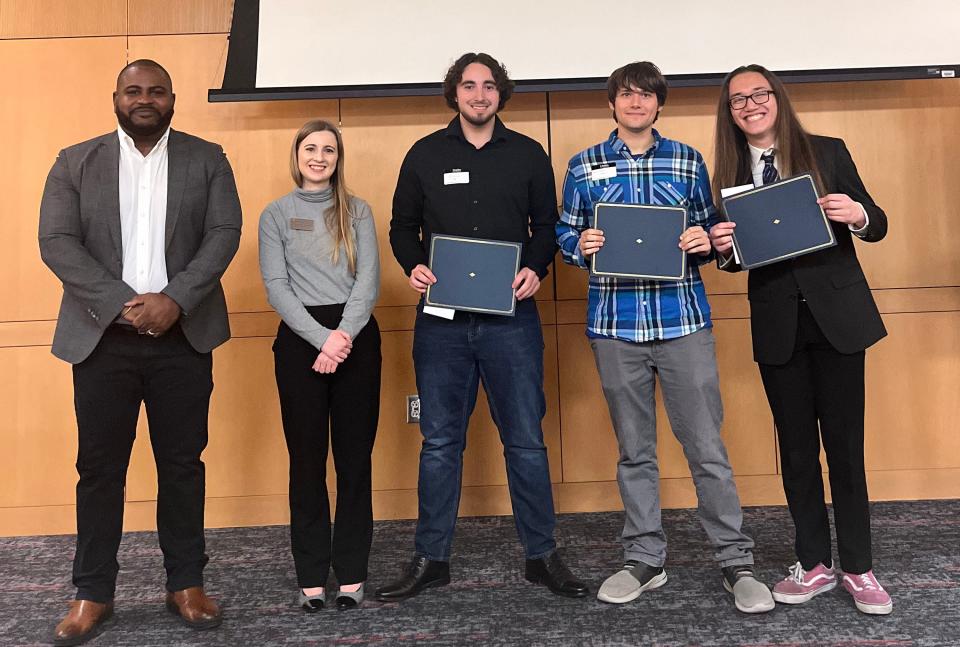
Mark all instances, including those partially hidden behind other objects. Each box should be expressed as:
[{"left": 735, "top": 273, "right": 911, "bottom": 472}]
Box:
[
  {"left": 788, "top": 79, "right": 960, "bottom": 290},
  {"left": 340, "top": 95, "right": 455, "bottom": 308},
  {"left": 0, "top": 347, "right": 77, "bottom": 507},
  {"left": 541, "top": 325, "right": 562, "bottom": 480},
  {"left": 128, "top": 0, "right": 232, "bottom": 35},
  {"left": 0, "top": 320, "right": 56, "bottom": 348},
  {"left": 0, "top": 37, "right": 126, "bottom": 322},
  {"left": 124, "top": 324, "right": 562, "bottom": 503},
  {"left": 873, "top": 286, "right": 960, "bottom": 314},
  {"left": 126, "top": 337, "right": 289, "bottom": 500},
  {"left": 372, "top": 331, "right": 421, "bottom": 490},
  {"left": 127, "top": 35, "right": 339, "bottom": 313},
  {"left": 2, "top": 22, "right": 960, "bottom": 536},
  {"left": 0, "top": 0, "right": 125, "bottom": 38},
  {"left": 712, "top": 319, "right": 778, "bottom": 474},
  {"left": 864, "top": 311, "right": 960, "bottom": 471},
  {"left": 112, "top": 323, "right": 562, "bottom": 503}
]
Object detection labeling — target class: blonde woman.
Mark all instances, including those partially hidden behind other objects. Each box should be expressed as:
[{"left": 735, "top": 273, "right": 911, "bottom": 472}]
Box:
[{"left": 259, "top": 120, "right": 381, "bottom": 610}]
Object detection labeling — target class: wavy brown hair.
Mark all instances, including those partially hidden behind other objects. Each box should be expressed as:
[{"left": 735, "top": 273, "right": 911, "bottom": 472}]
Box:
[
  {"left": 442, "top": 52, "right": 514, "bottom": 112},
  {"left": 290, "top": 120, "right": 357, "bottom": 274},
  {"left": 711, "top": 64, "right": 822, "bottom": 205}
]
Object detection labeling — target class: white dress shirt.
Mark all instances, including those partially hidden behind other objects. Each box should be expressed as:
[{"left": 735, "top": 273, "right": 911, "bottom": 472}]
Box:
[
  {"left": 747, "top": 142, "right": 869, "bottom": 235},
  {"left": 118, "top": 126, "right": 170, "bottom": 294}
]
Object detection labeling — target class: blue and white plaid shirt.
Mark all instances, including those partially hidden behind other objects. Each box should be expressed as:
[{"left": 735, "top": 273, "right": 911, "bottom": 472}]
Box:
[{"left": 557, "top": 129, "right": 719, "bottom": 342}]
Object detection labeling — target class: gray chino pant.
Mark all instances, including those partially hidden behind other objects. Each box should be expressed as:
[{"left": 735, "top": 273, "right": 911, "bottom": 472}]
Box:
[{"left": 590, "top": 327, "right": 755, "bottom": 568}]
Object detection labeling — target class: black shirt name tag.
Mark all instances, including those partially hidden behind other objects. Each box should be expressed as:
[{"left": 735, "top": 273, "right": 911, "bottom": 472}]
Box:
[{"left": 443, "top": 169, "right": 470, "bottom": 185}]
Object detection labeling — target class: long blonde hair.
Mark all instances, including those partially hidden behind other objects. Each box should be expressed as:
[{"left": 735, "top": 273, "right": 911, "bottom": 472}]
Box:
[{"left": 290, "top": 119, "right": 357, "bottom": 274}]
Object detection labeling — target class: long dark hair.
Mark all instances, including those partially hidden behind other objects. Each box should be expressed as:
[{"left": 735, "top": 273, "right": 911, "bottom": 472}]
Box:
[{"left": 712, "top": 64, "right": 822, "bottom": 204}]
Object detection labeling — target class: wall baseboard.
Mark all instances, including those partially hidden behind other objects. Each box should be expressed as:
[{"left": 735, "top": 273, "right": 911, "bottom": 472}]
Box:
[{"left": 3, "top": 468, "right": 957, "bottom": 537}]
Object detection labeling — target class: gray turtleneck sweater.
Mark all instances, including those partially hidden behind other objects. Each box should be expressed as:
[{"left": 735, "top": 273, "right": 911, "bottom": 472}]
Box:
[{"left": 258, "top": 187, "right": 380, "bottom": 351}]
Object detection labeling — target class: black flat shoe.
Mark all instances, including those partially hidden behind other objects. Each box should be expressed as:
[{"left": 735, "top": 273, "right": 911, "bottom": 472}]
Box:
[
  {"left": 525, "top": 551, "right": 589, "bottom": 598},
  {"left": 375, "top": 556, "right": 450, "bottom": 601}
]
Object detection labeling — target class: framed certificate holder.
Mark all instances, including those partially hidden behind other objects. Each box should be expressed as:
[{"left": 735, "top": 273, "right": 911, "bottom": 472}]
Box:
[
  {"left": 722, "top": 174, "right": 836, "bottom": 270},
  {"left": 426, "top": 235, "right": 522, "bottom": 316},
  {"left": 591, "top": 203, "right": 687, "bottom": 280}
]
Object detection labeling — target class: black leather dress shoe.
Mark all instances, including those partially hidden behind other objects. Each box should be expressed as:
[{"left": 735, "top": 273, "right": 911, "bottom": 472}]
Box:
[
  {"left": 375, "top": 556, "right": 450, "bottom": 601},
  {"left": 525, "top": 551, "right": 589, "bottom": 598}
]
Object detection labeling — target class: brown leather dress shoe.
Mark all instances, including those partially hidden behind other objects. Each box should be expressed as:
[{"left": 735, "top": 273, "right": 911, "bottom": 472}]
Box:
[
  {"left": 165, "top": 586, "right": 222, "bottom": 629},
  {"left": 53, "top": 599, "right": 114, "bottom": 646}
]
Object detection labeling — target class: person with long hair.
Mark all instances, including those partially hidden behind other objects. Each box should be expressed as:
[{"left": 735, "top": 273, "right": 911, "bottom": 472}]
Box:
[
  {"left": 259, "top": 119, "right": 381, "bottom": 611},
  {"left": 709, "top": 65, "right": 891, "bottom": 615}
]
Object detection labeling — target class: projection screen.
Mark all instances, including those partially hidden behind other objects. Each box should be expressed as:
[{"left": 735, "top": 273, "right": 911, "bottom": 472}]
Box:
[{"left": 211, "top": 0, "right": 960, "bottom": 102}]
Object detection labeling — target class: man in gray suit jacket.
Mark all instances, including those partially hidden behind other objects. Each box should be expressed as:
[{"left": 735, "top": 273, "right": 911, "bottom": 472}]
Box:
[{"left": 38, "top": 59, "right": 241, "bottom": 646}]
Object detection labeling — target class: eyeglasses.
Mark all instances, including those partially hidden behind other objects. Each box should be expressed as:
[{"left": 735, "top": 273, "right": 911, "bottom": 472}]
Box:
[{"left": 728, "top": 90, "right": 775, "bottom": 110}]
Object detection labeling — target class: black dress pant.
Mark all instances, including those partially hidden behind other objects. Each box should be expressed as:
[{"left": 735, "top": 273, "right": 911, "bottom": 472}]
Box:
[
  {"left": 273, "top": 305, "right": 381, "bottom": 587},
  {"left": 72, "top": 324, "right": 212, "bottom": 602},
  {"left": 758, "top": 301, "right": 872, "bottom": 574}
]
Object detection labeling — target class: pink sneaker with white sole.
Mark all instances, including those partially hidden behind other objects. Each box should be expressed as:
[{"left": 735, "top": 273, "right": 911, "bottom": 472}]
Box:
[
  {"left": 841, "top": 570, "right": 893, "bottom": 615},
  {"left": 772, "top": 562, "right": 837, "bottom": 604}
]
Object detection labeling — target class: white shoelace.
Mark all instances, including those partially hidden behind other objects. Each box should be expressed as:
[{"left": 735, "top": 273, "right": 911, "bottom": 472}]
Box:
[
  {"left": 857, "top": 573, "right": 880, "bottom": 591},
  {"left": 786, "top": 562, "right": 807, "bottom": 584}
]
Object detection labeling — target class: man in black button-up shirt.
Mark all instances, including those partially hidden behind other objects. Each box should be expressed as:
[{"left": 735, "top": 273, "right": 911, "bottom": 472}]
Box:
[
  {"left": 389, "top": 110, "right": 558, "bottom": 286},
  {"left": 379, "top": 53, "right": 587, "bottom": 602}
]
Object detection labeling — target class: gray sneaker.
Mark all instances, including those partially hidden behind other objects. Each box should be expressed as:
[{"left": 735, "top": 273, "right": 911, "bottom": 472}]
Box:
[
  {"left": 722, "top": 565, "right": 774, "bottom": 614},
  {"left": 597, "top": 561, "right": 667, "bottom": 604}
]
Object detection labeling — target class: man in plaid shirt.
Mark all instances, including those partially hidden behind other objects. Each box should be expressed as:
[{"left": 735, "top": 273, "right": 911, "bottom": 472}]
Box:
[{"left": 556, "top": 61, "right": 773, "bottom": 613}]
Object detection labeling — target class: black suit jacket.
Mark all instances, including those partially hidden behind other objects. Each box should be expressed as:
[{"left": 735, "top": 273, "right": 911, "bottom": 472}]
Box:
[{"left": 723, "top": 135, "right": 887, "bottom": 365}]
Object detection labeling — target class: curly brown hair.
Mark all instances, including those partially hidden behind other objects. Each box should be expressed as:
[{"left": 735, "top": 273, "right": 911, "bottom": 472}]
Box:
[{"left": 442, "top": 52, "right": 514, "bottom": 112}]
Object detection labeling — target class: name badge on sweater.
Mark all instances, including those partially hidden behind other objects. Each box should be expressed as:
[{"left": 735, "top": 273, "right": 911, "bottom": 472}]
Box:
[
  {"left": 444, "top": 169, "right": 470, "bottom": 185},
  {"left": 290, "top": 218, "right": 314, "bottom": 231}
]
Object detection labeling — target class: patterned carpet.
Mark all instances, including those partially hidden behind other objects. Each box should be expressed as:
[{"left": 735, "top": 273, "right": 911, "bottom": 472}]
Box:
[{"left": 1, "top": 500, "right": 957, "bottom": 646}]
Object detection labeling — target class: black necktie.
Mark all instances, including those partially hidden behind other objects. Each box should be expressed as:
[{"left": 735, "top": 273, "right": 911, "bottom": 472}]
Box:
[{"left": 761, "top": 151, "right": 779, "bottom": 185}]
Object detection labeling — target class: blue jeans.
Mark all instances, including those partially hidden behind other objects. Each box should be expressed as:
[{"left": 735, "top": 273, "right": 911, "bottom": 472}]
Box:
[{"left": 412, "top": 299, "right": 557, "bottom": 561}]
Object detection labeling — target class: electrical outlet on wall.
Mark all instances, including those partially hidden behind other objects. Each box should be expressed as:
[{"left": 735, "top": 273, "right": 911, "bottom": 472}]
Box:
[{"left": 406, "top": 395, "right": 420, "bottom": 424}]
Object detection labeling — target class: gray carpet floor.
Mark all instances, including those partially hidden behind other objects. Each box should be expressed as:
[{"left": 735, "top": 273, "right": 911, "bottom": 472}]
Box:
[{"left": 2, "top": 500, "right": 957, "bottom": 646}]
